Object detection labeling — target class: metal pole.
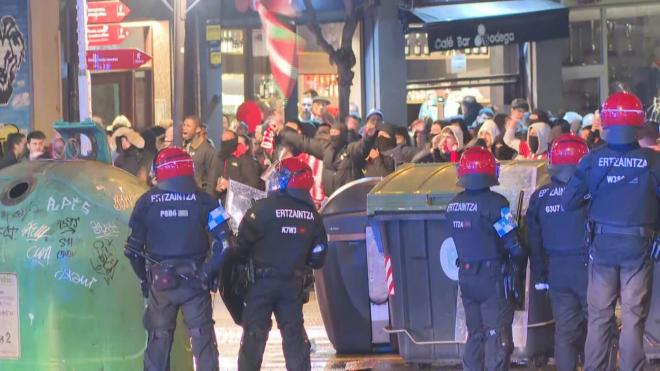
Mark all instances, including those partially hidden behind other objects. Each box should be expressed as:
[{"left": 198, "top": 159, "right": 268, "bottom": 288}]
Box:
[
  {"left": 173, "top": 0, "right": 187, "bottom": 147},
  {"left": 76, "top": 0, "right": 92, "bottom": 121}
]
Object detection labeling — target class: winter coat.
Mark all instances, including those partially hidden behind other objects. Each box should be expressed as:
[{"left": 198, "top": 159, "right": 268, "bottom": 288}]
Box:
[{"left": 281, "top": 131, "right": 376, "bottom": 197}]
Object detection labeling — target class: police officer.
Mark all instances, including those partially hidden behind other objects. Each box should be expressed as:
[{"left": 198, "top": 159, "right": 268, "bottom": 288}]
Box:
[
  {"left": 446, "top": 146, "right": 525, "bottom": 371},
  {"left": 562, "top": 92, "right": 659, "bottom": 371},
  {"left": 124, "top": 147, "right": 230, "bottom": 371},
  {"left": 236, "top": 157, "right": 328, "bottom": 371},
  {"left": 526, "top": 134, "right": 590, "bottom": 371}
]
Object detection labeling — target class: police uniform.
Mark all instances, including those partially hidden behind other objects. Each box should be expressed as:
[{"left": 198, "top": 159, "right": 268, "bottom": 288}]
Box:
[
  {"left": 236, "top": 186, "right": 327, "bottom": 371},
  {"left": 125, "top": 147, "right": 229, "bottom": 371},
  {"left": 561, "top": 90, "right": 659, "bottom": 371},
  {"left": 447, "top": 189, "right": 521, "bottom": 371},
  {"left": 562, "top": 143, "right": 658, "bottom": 371},
  {"left": 527, "top": 179, "right": 588, "bottom": 371}
]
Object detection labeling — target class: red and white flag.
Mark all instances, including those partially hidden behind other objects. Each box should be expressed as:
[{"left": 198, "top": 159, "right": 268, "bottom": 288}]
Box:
[{"left": 385, "top": 255, "right": 395, "bottom": 296}]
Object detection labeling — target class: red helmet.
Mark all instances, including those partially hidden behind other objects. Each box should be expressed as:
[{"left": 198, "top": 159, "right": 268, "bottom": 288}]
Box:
[
  {"left": 601, "top": 91, "right": 645, "bottom": 128},
  {"left": 154, "top": 147, "right": 197, "bottom": 192},
  {"left": 280, "top": 157, "right": 313, "bottom": 191},
  {"left": 457, "top": 146, "right": 499, "bottom": 189},
  {"left": 548, "top": 134, "right": 589, "bottom": 167}
]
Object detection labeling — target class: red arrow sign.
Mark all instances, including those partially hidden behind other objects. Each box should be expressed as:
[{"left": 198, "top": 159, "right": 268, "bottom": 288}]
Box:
[
  {"left": 87, "top": 1, "right": 131, "bottom": 24},
  {"left": 87, "top": 24, "right": 129, "bottom": 47},
  {"left": 86, "top": 49, "right": 152, "bottom": 71}
]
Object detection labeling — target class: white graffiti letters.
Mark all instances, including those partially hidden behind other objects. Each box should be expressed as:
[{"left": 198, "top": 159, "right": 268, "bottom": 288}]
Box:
[
  {"left": 26, "top": 245, "right": 52, "bottom": 267},
  {"left": 21, "top": 222, "right": 50, "bottom": 242},
  {"left": 54, "top": 268, "right": 97, "bottom": 289},
  {"left": 90, "top": 221, "right": 119, "bottom": 239},
  {"left": 47, "top": 196, "right": 91, "bottom": 215}
]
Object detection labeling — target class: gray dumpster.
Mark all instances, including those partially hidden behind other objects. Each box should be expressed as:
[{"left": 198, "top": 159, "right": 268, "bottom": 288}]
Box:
[
  {"left": 315, "top": 178, "right": 394, "bottom": 354},
  {"left": 367, "top": 161, "right": 554, "bottom": 366}
]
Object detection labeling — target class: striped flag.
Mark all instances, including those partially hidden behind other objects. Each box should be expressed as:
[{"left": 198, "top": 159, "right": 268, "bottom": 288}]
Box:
[
  {"left": 385, "top": 255, "right": 395, "bottom": 296},
  {"left": 255, "top": 1, "right": 300, "bottom": 99}
]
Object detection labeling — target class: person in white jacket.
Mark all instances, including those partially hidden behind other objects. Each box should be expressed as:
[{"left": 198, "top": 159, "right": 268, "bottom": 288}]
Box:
[{"left": 503, "top": 117, "right": 552, "bottom": 160}]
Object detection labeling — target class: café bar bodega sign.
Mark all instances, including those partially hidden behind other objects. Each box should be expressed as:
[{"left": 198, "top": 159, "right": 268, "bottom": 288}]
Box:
[{"left": 407, "top": 1, "right": 569, "bottom": 52}]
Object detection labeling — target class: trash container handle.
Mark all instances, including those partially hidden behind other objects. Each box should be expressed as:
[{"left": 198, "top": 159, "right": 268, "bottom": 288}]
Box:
[{"left": 383, "top": 327, "right": 464, "bottom": 346}]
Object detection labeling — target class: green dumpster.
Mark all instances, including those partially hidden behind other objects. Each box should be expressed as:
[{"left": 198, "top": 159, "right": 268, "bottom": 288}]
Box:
[
  {"left": 0, "top": 121, "right": 193, "bottom": 370},
  {"left": 367, "top": 161, "right": 554, "bottom": 367}
]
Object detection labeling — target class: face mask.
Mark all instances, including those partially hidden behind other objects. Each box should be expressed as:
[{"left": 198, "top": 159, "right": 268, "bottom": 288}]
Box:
[
  {"left": 377, "top": 137, "right": 396, "bottom": 152},
  {"left": 220, "top": 138, "right": 238, "bottom": 157},
  {"left": 528, "top": 136, "right": 540, "bottom": 153},
  {"left": 330, "top": 135, "right": 345, "bottom": 149}
]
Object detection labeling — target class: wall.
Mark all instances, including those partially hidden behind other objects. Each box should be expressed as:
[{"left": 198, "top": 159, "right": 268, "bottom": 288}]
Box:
[
  {"left": 152, "top": 21, "right": 172, "bottom": 125},
  {"left": 30, "top": 0, "right": 62, "bottom": 135}
]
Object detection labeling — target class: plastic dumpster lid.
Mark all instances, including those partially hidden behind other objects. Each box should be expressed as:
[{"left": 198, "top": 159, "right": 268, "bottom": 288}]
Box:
[
  {"left": 367, "top": 160, "right": 549, "bottom": 215},
  {"left": 320, "top": 177, "right": 382, "bottom": 217}
]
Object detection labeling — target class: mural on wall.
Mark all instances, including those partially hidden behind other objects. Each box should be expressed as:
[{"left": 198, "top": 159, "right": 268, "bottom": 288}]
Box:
[{"left": 0, "top": 0, "right": 30, "bottom": 132}]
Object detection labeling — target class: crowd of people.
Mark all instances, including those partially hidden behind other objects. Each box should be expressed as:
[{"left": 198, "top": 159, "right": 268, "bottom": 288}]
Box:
[{"left": 1, "top": 90, "right": 659, "bottom": 208}]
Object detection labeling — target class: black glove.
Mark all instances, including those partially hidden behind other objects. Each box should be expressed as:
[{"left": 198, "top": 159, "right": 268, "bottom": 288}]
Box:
[
  {"left": 651, "top": 235, "right": 660, "bottom": 262},
  {"left": 140, "top": 280, "right": 149, "bottom": 298}
]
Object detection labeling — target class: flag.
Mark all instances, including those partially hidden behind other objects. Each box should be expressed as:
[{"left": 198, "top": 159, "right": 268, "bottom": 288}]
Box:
[{"left": 256, "top": 1, "right": 300, "bottom": 99}]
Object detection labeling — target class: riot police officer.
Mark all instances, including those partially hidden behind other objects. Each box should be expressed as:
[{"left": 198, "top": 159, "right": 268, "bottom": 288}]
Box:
[
  {"left": 236, "top": 157, "right": 328, "bottom": 371},
  {"left": 446, "top": 147, "right": 525, "bottom": 371},
  {"left": 562, "top": 92, "right": 659, "bottom": 371},
  {"left": 124, "top": 147, "right": 230, "bottom": 371},
  {"left": 527, "top": 134, "right": 590, "bottom": 371}
]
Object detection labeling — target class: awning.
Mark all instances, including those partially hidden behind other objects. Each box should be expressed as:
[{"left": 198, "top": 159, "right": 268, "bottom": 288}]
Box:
[{"left": 404, "top": 0, "right": 569, "bottom": 52}]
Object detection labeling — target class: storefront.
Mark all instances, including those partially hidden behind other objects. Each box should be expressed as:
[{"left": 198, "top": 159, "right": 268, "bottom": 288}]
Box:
[
  {"left": 561, "top": 0, "right": 659, "bottom": 113},
  {"left": 214, "top": 1, "right": 363, "bottom": 122},
  {"left": 400, "top": 0, "right": 569, "bottom": 124}
]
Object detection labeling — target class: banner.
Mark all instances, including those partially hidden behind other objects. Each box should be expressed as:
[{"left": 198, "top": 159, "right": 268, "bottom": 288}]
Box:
[{"left": 0, "top": 0, "right": 31, "bottom": 132}]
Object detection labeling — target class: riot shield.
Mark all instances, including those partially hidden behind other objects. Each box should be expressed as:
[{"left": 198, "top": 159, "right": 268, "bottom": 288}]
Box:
[{"left": 219, "top": 250, "right": 251, "bottom": 325}]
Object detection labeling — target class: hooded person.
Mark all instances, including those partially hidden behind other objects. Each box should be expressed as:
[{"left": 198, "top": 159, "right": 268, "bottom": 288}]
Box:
[
  {"left": 504, "top": 118, "right": 551, "bottom": 160},
  {"left": 432, "top": 124, "right": 464, "bottom": 163},
  {"left": 477, "top": 119, "right": 502, "bottom": 153},
  {"left": 365, "top": 123, "right": 396, "bottom": 177},
  {"left": 564, "top": 112, "right": 583, "bottom": 134},
  {"left": 280, "top": 120, "right": 377, "bottom": 197},
  {"left": 112, "top": 126, "right": 145, "bottom": 176},
  {"left": 386, "top": 126, "right": 415, "bottom": 167}
]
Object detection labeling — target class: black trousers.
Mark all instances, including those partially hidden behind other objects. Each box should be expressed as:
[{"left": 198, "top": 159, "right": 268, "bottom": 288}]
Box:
[
  {"left": 238, "top": 277, "right": 310, "bottom": 371},
  {"left": 547, "top": 256, "right": 588, "bottom": 371},
  {"left": 459, "top": 260, "right": 514, "bottom": 371},
  {"left": 143, "top": 281, "right": 218, "bottom": 371}
]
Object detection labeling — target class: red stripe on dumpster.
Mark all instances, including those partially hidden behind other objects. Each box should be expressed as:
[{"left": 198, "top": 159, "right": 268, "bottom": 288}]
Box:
[{"left": 385, "top": 256, "right": 395, "bottom": 296}]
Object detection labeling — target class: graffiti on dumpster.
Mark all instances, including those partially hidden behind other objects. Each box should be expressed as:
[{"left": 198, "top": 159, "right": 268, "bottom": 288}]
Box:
[
  {"left": 90, "top": 221, "right": 119, "bottom": 239},
  {"left": 89, "top": 239, "right": 119, "bottom": 285},
  {"left": 54, "top": 268, "right": 97, "bottom": 289}
]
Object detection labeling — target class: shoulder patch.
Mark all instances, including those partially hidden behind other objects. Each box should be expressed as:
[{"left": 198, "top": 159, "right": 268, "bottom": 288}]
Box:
[
  {"left": 208, "top": 201, "right": 230, "bottom": 230},
  {"left": 493, "top": 207, "right": 517, "bottom": 237}
]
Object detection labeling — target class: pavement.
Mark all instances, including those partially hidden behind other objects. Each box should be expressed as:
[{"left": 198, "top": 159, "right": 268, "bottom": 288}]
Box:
[{"left": 212, "top": 292, "right": 540, "bottom": 370}]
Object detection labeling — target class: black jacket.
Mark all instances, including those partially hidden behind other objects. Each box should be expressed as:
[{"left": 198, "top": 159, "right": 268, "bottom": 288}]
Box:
[
  {"left": 365, "top": 155, "right": 395, "bottom": 178},
  {"left": 281, "top": 131, "right": 376, "bottom": 196},
  {"left": 208, "top": 151, "right": 263, "bottom": 199},
  {"left": 114, "top": 148, "right": 142, "bottom": 176},
  {"left": 0, "top": 151, "right": 19, "bottom": 170},
  {"left": 237, "top": 191, "right": 327, "bottom": 275}
]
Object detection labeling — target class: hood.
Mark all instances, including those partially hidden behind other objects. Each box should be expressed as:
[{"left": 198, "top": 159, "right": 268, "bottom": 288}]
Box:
[
  {"left": 443, "top": 125, "right": 464, "bottom": 151},
  {"left": 478, "top": 119, "right": 501, "bottom": 141},
  {"left": 527, "top": 122, "right": 551, "bottom": 155}
]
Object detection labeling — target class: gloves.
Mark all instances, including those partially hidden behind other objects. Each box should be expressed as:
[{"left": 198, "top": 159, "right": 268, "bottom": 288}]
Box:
[
  {"left": 534, "top": 282, "right": 549, "bottom": 291},
  {"left": 651, "top": 236, "right": 659, "bottom": 262},
  {"left": 140, "top": 280, "right": 149, "bottom": 298}
]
